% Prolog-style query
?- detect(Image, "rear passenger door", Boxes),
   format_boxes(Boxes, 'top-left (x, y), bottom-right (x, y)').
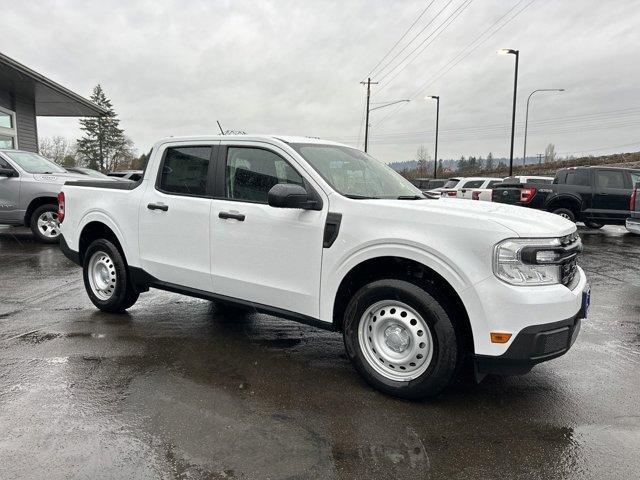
top-left (592, 169), bottom-right (632, 220)
top-left (210, 142), bottom-right (327, 318)
top-left (138, 143), bottom-right (217, 291)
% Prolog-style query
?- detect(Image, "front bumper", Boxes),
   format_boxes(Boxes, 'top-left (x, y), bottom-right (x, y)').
top-left (626, 217), bottom-right (640, 235)
top-left (475, 311), bottom-right (583, 375)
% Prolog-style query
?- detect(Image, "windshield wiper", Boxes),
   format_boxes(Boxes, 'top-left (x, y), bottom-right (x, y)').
top-left (396, 195), bottom-right (426, 200)
top-left (344, 194), bottom-right (381, 199)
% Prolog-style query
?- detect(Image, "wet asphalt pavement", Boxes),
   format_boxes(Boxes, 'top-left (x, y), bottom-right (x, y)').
top-left (0, 225), bottom-right (639, 480)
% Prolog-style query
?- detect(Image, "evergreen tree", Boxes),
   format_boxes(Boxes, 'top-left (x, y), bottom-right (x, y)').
top-left (457, 155), bottom-right (467, 173)
top-left (77, 85), bottom-right (131, 172)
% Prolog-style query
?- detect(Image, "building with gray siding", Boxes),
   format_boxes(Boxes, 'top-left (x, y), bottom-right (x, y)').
top-left (0, 52), bottom-right (105, 152)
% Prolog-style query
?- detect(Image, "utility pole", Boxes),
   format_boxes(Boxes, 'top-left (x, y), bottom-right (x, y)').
top-left (360, 77), bottom-right (378, 153)
top-left (538, 153), bottom-right (542, 164)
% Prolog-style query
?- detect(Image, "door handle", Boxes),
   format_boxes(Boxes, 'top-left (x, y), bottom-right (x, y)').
top-left (219, 211), bottom-right (245, 221)
top-left (147, 203), bottom-right (169, 211)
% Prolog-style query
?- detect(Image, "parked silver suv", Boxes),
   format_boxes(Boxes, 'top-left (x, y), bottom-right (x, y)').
top-left (0, 149), bottom-right (88, 243)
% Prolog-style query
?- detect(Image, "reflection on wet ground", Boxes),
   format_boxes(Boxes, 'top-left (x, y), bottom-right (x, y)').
top-left (0, 225), bottom-right (639, 478)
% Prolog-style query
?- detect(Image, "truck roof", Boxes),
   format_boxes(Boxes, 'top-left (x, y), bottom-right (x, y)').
top-left (560, 165), bottom-right (640, 172)
top-left (152, 135), bottom-right (348, 148)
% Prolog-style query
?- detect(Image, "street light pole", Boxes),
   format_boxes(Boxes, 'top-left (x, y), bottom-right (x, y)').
top-left (523, 88), bottom-right (565, 164)
top-left (498, 48), bottom-right (519, 176)
top-left (426, 95), bottom-right (440, 178)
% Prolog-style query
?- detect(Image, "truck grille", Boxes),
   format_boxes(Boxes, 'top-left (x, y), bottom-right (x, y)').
top-left (560, 232), bottom-right (581, 288)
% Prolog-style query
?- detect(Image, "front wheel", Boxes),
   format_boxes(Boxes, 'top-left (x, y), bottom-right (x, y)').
top-left (83, 238), bottom-right (139, 313)
top-left (343, 279), bottom-right (459, 399)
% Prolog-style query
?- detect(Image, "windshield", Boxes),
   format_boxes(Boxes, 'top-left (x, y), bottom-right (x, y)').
top-left (4, 151), bottom-right (66, 174)
top-left (290, 144), bottom-right (423, 199)
top-left (443, 179), bottom-right (459, 188)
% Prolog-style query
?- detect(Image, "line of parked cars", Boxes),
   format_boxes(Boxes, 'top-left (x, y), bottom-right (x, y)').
top-left (411, 166), bottom-right (640, 233)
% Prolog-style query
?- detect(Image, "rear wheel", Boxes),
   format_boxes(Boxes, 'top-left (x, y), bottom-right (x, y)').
top-left (551, 207), bottom-right (576, 223)
top-left (343, 279), bottom-right (459, 399)
top-left (30, 204), bottom-right (61, 243)
top-left (83, 239), bottom-right (139, 313)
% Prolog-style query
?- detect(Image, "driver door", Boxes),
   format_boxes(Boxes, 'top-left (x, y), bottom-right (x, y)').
top-left (210, 143), bottom-right (327, 318)
top-left (0, 155), bottom-right (20, 223)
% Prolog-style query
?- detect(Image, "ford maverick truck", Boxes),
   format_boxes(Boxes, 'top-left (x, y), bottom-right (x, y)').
top-left (58, 136), bottom-right (590, 398)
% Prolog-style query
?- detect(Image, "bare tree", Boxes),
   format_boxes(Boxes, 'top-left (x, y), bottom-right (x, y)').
top-left (415, 145), bottom-right (431, 177)
top-left (544, 143), bottom-right (556, 163)
top-left (39, 136), bottom-right (77, 166)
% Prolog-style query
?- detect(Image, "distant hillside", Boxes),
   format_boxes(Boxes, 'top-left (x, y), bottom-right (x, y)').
top-left (395, 151), bottom-right (640, 179)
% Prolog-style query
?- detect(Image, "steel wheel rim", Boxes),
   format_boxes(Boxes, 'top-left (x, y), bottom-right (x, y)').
top-left (37, 211), bottom-right (60, 238)
top-left (358, 300), bottom-right (434, 382)
top-left (558, 212), bottom-right (571, 220)
top-left (88, 251), bottom-right (117, 300)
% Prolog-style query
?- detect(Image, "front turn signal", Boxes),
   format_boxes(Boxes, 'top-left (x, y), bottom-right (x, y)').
top-left (490, 332), bottom-right (512, 344)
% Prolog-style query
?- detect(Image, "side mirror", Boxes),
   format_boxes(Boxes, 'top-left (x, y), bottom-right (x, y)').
top-left (268, 183), bottom-right (316, 209)
top-left (0, 167), bottom-right (17, 177)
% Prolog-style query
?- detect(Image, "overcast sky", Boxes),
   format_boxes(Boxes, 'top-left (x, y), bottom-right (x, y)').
top-left (3, 0), bottom-right (640, 163)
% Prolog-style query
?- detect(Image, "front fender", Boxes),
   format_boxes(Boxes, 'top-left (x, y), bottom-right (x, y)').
top-left (319, 241), bottom-right (476, 324)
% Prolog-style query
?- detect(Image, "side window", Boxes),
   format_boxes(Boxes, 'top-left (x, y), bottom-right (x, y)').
top-left (225, 147), bottom-right (303, 203)
top-left (630, 172), bottom-right (640, 187)
top-left (158, 146), bottom-right (212, 196)
top-left (0, 156), bottom-right (11, 169)
top-left (565, 170), bottom-right (589, 186)
top-left (487, 180), bottom-right (502, 187)
top-left (462, 180), bottom-right (483, 188)
top-left (596, 170), bottom-right (626, 189)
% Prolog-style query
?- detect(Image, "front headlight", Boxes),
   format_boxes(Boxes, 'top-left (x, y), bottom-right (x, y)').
top-left (493, 238), bottom-right (562, 286)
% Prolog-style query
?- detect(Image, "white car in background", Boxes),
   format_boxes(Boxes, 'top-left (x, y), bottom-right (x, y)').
top-left (471, 175), bottom-right (554, 201)
top-left (437, 177), bottom-right (503, 199)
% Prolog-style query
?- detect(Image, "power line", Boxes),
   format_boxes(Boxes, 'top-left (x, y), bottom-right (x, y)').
top-left (371, 0), bottom-right (535, 130)
top-left (372, 0), bottom-right (456, 81)
top-left (363, 0), bottom-right (438, 81)
top-left (408, 0), bottom-right (535, 99)
top-left (377, 0), bottom-right (475, 88)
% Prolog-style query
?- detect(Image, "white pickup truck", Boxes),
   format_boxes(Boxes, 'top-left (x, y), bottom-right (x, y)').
top-left (59, 135), bottom-right (590, 399)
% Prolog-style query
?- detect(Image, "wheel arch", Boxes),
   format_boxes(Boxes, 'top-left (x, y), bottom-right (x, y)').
top-left (23, 196), bottom-right (58, 226)
top-left (544, 194), bottom-right (582, 217)
top-left (330, 255), bottom-right (474, 355)
top-left (77, 217), bottom-right (129, 266)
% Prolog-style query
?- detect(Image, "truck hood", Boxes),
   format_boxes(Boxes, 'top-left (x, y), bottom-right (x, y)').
top-left (365, 197), bottom-right (576, 238)
top-left (32, 172), bottom-right (99, 184)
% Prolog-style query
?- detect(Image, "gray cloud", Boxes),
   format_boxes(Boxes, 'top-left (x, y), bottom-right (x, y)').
top-left (3, 0), bottom-right (640, 163)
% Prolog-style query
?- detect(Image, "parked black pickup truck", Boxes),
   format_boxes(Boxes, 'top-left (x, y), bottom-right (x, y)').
top-left (492, 166), bottom-right (640, 228)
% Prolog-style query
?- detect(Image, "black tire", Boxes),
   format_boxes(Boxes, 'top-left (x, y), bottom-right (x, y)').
top-left (30, 204), bottom-right (61, 243)
top-left (551, 207), bottom-right (576, 223)
top-left (82, 238), bottom-right (139, 313)
top-left (585, 221), bottom-right (604, 229)
top-left (343, 279), bottom-right (459, 399)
